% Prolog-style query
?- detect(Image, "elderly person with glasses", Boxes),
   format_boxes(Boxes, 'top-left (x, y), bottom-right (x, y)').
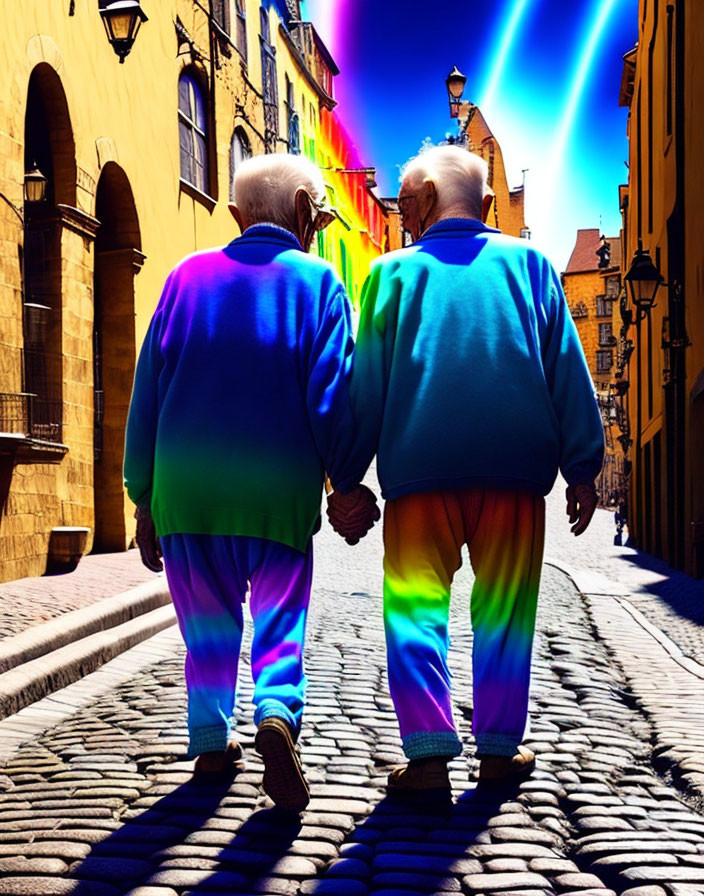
top-left (124, 152), bottom-right (378, 811)
top-left (330, 144), bottom-right (603, 793)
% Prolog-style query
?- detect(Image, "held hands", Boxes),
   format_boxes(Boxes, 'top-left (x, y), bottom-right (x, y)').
top-left (327, 484), bottom-right (381, 545)
top-left (565, 482), bottom-right (598, 536)
top-left (135, 506), bottom-right (163, 572)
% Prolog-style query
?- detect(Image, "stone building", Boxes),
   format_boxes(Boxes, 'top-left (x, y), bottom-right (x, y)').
top-left (619, 0), bottom-right (704, 575)
top-left (562, 229), bottom-right (626, 510)
top-left (0, 1), bottom-right (386, 581)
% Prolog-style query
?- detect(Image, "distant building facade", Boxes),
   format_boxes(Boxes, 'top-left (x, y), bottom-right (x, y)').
top-left (562, 229), bottom-right (626, 510)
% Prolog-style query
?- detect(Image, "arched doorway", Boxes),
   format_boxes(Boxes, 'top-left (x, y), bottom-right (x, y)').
top-left (23, 63), bottom-right (77, 442)
top-left (690, 369), bottom-right (704, 578)
top-left (93, 162), bottom-right (143, 552)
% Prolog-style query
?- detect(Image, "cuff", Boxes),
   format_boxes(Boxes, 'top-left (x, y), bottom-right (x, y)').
top-left (475, 733), bottom-right (522, 757)
top-left (562, 461), bottom-right (599, 487)
top-left (187, 724), bottom-right (231, 757)
top-left (402, 731), bottom-right (463, 760)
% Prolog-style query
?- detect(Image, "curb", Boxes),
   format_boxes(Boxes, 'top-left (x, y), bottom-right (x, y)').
top-left (0, 577), bottom-right (172, 673)
top-left (0, 603), bottom-right (176, 720)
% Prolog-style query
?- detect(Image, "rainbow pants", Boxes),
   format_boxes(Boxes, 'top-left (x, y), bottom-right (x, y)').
top-left (383, 488), bottom-right (545, 760)
top-left (160, 534), bottom-right (312, 758)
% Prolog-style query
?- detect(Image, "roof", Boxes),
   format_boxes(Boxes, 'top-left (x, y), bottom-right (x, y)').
top-left (564, 229), bottom-right (602, 274)
top-left (564, 229), bottom-right (622, 275)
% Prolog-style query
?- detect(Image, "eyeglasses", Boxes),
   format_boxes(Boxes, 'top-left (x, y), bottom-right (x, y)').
top-left (305, 191), bottom-right (336, 232)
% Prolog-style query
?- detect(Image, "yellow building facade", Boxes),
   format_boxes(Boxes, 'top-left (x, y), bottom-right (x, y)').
top-left (0, 1), bottom-right (385, 581)
top-left (619, 0), bottom-right (704, 575)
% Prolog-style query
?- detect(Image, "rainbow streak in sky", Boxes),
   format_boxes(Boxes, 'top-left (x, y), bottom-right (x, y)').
top-left (533, 0), bottom-right (620, 246)
top-left (479, 0), bottom-right (533, 113)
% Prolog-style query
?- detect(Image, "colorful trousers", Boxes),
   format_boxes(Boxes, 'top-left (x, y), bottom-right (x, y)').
top-left (383, 488), bottom-right (545, 760)
top-left (160, 534), bottom-right (313, 758)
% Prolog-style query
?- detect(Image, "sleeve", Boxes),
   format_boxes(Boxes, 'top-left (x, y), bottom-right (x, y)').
top-left (123, 305), bottom-right (166, 511)
top-left (333, 262), bottom-right (395, 491)
top-left (305, 282), bottom-right (357, 491)
top-left (541, 265), bottom-right (605, 485)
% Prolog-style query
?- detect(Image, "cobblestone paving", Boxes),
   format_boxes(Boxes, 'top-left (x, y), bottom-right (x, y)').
top-left (1, 525), bottom-right (704, 896)
top-left (0, 550), bottom-right (161, 641)
top-left (545, 478), bottom-right (704, 668)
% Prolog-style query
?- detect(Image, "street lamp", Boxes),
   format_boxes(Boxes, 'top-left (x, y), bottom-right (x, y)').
top-left (98, 0), bottom-right (148, 63)
top-left (24, 165), bottom-right (47, 204)
top-left (446, 66), bottom-right (467, 119)
top-left (624, 239), bottom-right (664, 320)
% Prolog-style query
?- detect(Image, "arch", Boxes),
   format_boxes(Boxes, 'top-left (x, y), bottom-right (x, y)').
top-left (25, 63), bottom-right (76, 207)
top-left (93, 163), bottom-right (143, 551)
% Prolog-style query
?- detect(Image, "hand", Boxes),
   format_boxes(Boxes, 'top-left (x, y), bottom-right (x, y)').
top-left (135, 506), bottom-right (163, 572)
top-left (565, 483), bottom-right (598, 536)
top-left (327, 484), bottom-right (381, 545)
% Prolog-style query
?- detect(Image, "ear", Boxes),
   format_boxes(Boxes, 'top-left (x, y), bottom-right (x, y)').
top-left (295, 188), bottom-right (314, 250)
top-left (418, 177), bottom-right (438, 217)
top-left (481, 192), bottom-right (494, 224)
top-left (228, 204), bottom-right (246, 232)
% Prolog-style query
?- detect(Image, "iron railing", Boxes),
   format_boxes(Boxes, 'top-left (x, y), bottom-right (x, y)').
top-left (0, 391), bottom-right (62, 443)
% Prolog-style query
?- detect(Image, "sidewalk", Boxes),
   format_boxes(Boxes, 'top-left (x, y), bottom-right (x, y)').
top-left (545, 476), bottom-right (704, 666)
top-left (0, 549), bottom-right (161, 641)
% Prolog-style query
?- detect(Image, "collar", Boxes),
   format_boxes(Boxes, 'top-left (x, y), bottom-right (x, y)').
top-left (232, 222), bottom-right (302, 250)
top-left (419, 217), bottom-right (500, 239)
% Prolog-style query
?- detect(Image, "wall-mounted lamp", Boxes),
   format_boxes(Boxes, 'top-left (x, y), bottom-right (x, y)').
top-left (24, 165), bottom-right (48, 204)
top-left (99, 0), bottom-right (148, 63)
top-left (624, 239), bottom-right (664, 320)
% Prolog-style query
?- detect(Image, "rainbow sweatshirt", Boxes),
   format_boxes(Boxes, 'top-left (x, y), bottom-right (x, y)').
top-left (341, 217), bottom-right (604, 499)
top-left (123, 224), bottom-right (354, 552)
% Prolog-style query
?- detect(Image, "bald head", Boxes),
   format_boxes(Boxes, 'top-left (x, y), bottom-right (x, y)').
top-left (401, 145), bottom-right (490, 223)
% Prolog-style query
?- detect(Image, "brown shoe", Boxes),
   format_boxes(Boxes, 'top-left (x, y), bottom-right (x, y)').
top-left (478, 745), bottom-right (535, 786)
top-left (387, 757), bottom-right (451, 799)
top-left (193, 740), bottom-right (243, 781)
top-left (255, 717), bottom-right (309, 812)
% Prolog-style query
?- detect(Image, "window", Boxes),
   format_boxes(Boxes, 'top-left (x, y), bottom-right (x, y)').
top-left (571, 301), bottom-right (588, 319)
top-left (229, 127), bottom-right (252, 202)
top-left (235, 0), bottom-right (247, 62)
top-left (596, 350), bottom-right (613, 372)
top-left (179, 72), bottom-right (208, 194)
top-left (596, 295), bottom-right (612, 317)
top-left (211, 0), bottom-right (230, 33)
top-left (260, 6), bottom-right (279, 153)
top-left (605, 275), bottom-right (620, 298)
top-left (599, 323), bottom-right (614, 346)
top-left (285, 76), bottom-right (300, 154)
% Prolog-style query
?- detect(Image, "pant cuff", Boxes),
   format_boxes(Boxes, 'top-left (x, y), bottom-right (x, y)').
top-left (254, 700), bottom-right (297, 734)
top-left (475, 733), bottom-right (521, 757)
top-left (403, 731), bottom-right (462, 760)
top-left (187, 724), bottom-right (230, 758)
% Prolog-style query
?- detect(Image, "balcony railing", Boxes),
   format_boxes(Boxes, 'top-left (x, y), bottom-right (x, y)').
top-left (0, 391), bottom-right (62, 443)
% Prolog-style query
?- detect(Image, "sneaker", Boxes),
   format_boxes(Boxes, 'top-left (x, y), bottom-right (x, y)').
top-left (478, 744), bottom-right (535, 786)
top-left (255, 717), bottom-right (310, 812)
top-left (192, 740), bottom-right (243, 782)
top-left (386, 757), bottom-right (451, 799)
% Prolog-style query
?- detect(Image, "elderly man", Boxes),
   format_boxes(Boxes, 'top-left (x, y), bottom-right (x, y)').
top-left (124, 153), bottom-right (378, 811)
top-left (330, 145), bottom-right (603, 792)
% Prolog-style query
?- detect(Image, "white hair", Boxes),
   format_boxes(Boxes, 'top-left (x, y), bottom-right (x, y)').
top-left (232, 152), bottom-right (327, 230)
top-left (402, 145), bottom-right (489, 220)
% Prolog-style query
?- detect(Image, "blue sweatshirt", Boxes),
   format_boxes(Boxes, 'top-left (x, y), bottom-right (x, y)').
top-left (342, 217), bottom-right (604, 500)
top-left (123, 224), bottom-right (354, 552)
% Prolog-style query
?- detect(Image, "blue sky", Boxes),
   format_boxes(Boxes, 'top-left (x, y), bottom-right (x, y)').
top-left (301, 0), bottom-right (639, 272)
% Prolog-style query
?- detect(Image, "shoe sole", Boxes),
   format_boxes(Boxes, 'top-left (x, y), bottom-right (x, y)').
top-left (255, 722), bottom-right (310, 812)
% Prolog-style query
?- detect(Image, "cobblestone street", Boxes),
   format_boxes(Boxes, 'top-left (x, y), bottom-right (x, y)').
top-left (1, 488), bottom-right (704, 895)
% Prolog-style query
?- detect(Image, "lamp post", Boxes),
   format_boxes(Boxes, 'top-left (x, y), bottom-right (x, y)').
top-left (624, 239), bottom-right (664, 321)
top-left (98, 0), bottom-right (148, 63)
top-left (445, 66), bottom-right (475, 147)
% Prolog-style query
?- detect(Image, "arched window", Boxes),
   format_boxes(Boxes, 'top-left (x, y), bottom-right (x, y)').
top-left (260, 5), bottom-right (279, 153)
top-left (178, 71), bottom-right (208, 194)
top-left (235, 0), bottom-right (247, 61)
top-left (229, 127), bottom-right (252, 202)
